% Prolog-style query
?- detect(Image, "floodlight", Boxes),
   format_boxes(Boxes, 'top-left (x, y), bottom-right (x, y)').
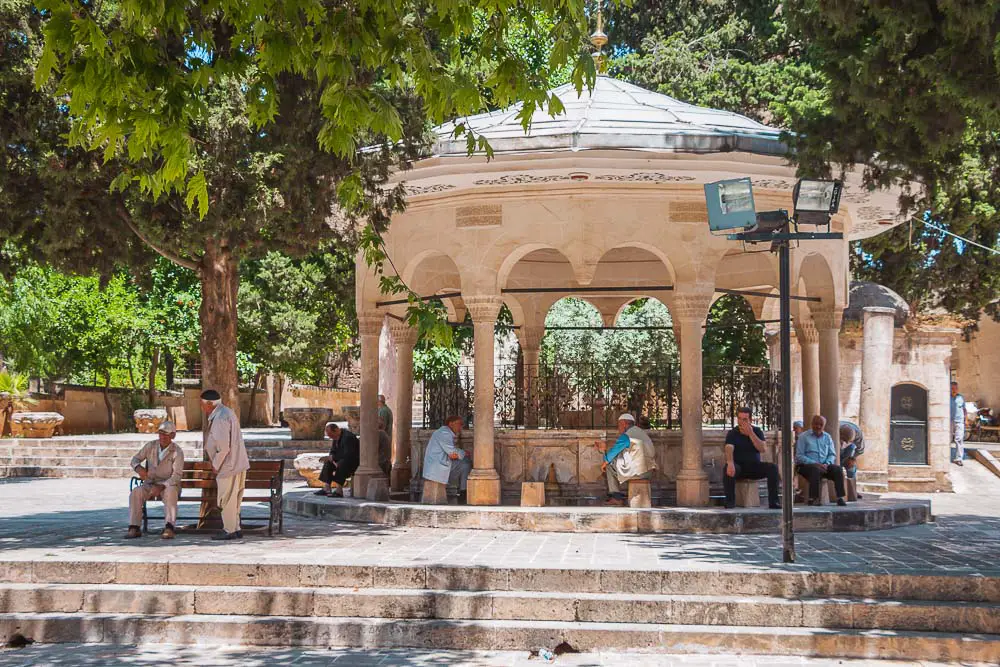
top-left (792, 179), bottom-right (842, 225)
top-left (705, 177), bottom-right (757, 233)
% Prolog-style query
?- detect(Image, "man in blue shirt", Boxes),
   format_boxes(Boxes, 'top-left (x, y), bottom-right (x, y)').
top-left (795, 415), bottom-right (847, 506)
top-left (951, 381), bottom-right (966, 466)
top-left (422, 415), bottom-right (472, 501)
top-left (593, 413), bottom-right (656, 507)
top-left (723, 406), bottom-right (780, 509)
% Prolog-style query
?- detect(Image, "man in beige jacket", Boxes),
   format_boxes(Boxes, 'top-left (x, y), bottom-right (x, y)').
top-left (200, 389), bottom-right (250, 541)
top-left (126, 420), bottom-right (184, 539)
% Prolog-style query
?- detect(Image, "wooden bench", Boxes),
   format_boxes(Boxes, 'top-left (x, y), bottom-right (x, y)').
top-left (130, 460), bottom-right (284, 536)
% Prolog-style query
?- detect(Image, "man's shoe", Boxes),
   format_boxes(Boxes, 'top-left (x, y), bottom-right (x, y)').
top-left (769, 503), bottom-right (782, 510)
top-left (953, 459), bottom-right (964, 466)
top-left (330, 488), bottom-right (344, 498)
top-left (807, 499), bottom-right (821, 506)
top-left (212, 531), bottom-right (242, 541)
top-left (161, 524), bottom-right (176, 540)
top-left (836, 498), bottom-right (847, 507)
top-left (124, 526), bottom-right (142, 539)
top-left (313, 489), bottom-right (331, 497)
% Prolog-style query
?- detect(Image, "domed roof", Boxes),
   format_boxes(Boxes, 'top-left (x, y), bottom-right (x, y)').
top-left (843, 281), bottom-right (911, 327)
top-left (431, 76), bottom-right (787, 157)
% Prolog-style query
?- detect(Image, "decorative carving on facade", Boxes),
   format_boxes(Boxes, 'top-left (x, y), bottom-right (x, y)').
top-left (463, 295), bottom-right (504, 324)
top-left (358, 313), bottom-right (385, 337)
top-left (856, 206), bottom-right (895, 220)
top-left (389, 321), bottom-right (420, 348)
top-left (473, 174), bottom-right (571, 186)
top-left (751, 178), bottom-right (795, 190)
top-left (671, 292), bottom-right (714, 322)
top-left (668, 200), bottom-right (709, 223)
top-left (595, 173), bottom-right (696, 183)
top-left (810, 308), bottom-right (845, 330)
top-left (403, 183), bottom-right (456, 196)
top-left (795, 320), bottom-right (820, 344)
top-left (456, 204), bottom-right (502, 228)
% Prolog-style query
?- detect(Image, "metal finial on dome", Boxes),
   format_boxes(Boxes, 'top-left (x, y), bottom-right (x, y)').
top-left (590, 3), bottom-right (608, 73)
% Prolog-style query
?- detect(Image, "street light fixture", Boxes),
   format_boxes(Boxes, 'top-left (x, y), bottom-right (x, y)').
top-left (704, 176), bottom-right (844, 564)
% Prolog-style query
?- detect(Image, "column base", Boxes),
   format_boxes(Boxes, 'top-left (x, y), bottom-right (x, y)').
top-left (352, 467), bottom-right (388, 500)
top-left (466, 470), bottom-right (501, 506)
top-left (390, 465), bottom-right (412, 492)
top-left (675, 471), bottom-right (710, 507)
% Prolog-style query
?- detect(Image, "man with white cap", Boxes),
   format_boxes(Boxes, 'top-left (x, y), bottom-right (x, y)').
top-left (201, 388), bottom-right (250, 540)
top-left (126, 420), bottom-right (184, 539)
top-left (594, 413), bottom-right (657, 507)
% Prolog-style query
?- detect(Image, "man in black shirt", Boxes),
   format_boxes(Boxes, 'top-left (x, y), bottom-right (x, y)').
top-left (723, 406), bottom-right (780, 509)
top-left (315, 422), bottom-right (360, 498)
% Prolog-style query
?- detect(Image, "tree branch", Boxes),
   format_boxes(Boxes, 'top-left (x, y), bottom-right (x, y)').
top-left (116, 203), bottom-right (201, 272)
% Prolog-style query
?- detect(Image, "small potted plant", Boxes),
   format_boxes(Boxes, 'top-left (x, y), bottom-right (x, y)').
top-left (0, 370), bottom-right (33, 438)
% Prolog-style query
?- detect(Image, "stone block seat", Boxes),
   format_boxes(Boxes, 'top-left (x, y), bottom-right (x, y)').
top-left (421, 479), bottom-right (448, 505)
top-left (520, 482), bottom-right (545, 507)
top-left (10, 412), bottom-right (64, 438)
top-left (734, 479), bottom-right (762, 508)
top-left (627, 480), bottom-right (652, 508)
top-left (796, 474), bottom-right (832, 505)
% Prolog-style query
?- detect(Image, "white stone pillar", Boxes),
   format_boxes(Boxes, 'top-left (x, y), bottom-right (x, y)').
top-left (814, 308), bottom-right (844, 458)
top-left (520, 325), bottom-right (544, 428)
top-left (796, 320), bottom-right (821, 424)
top-left (858, 307), bottom-right (895, 479)
top-left (466, 296), bottom-right (502, 505)
top-left (673, 290), bottom-right (713, 507)
top-left (389, 321), bottom-right (418, 491)
top-left (353, 312), bottom-right (387, 498)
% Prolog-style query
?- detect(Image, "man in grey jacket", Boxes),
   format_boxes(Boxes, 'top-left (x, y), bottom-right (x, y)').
top-left (126, 420), bottom-right (184, 539)
top-left (201, 389), bottom-right (250, 541)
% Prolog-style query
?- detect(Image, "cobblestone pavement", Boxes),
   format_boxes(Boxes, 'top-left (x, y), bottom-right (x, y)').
top-left (0, 644), bottom-right (974, 667)
top-left (1, 465), bottom-right (999, 576)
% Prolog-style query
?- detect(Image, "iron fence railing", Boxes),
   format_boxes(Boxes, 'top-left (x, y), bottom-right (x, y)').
top-left (422, 362), bottom-right (780, 431)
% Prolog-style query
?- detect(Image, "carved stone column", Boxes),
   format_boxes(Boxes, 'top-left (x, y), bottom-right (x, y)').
top-left (813, 308), bottom-right (845, 456)
top-left (519, 325), bottom-right (544, 428)
top-left (858, 307), bottom-right (895, 481)
top-left (389, 321), bottom-right (418, 491)
top-left (795, 320), bottom-right (821, 424)
top-left (673, 289), bottom-right (713, 507)
top-left (465, 296), bottom-right (503, 505)
top-left (353, 312), bottom-right (387, 498)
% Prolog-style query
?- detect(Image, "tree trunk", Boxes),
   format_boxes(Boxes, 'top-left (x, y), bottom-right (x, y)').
top-left (198, 240), bottom-right (241, 420)
top-left (148, 346), bottom-right (160, 407)
top-left (126, 348), bottom-right (136, 389)
top-left (165, 352), bottom-right (174, 390)
top-left (272, 372), bottom-right (286, 425)
top-left (102, 374), bottom-right (115, 433)
top-left (247, 368), bottom-right (263, 427)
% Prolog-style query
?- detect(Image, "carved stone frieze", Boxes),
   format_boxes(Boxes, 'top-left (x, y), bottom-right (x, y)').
top-left (456, 204), bottom-right (502, 228)
top-left (404, 183), bottom-right (457, 196)
top-left (473, 174), bottom-right (571, 186)
top-left (595, 172), bottom-right (696, 183)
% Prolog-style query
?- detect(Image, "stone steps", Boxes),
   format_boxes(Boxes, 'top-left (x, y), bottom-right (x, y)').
top-left (1, 583), bottom-right (997, 634)
top-left (0, 612), bottom-right (996, 662)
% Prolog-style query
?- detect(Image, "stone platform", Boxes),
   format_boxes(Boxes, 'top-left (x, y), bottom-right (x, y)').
top-left (283, 493), bottom-right (931, 534)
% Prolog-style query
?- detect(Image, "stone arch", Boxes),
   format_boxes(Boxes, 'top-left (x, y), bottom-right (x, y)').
top-left (797, 252), bottom-right (838, 308)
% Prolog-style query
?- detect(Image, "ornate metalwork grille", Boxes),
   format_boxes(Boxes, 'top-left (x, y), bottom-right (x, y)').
top-left (423, 362), bottom-right (780, 430)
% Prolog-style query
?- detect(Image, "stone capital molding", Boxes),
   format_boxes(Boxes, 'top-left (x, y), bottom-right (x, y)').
top-left (862, 306), bottom-right (898, 317)
top-left (519, 325), bottom-right (546, 351)
top-left (388, 320), bottom-right (420, 348)
top-left (358, 312), bottom-right (385, 337)
top-left (794, 320), bottom-right (820, 344)
top-left (464, 295), bottom-right (503, 324)
top-left (671, 291), bottom-right (714, 323)
top-left (810, 307), bottom-right (844, 330)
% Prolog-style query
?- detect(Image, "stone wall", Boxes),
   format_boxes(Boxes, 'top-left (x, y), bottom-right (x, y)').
top-left (409, 427), bottom-right (779, 502)
top-left (280, 385), bottom-right (360, 417)
top-left (838, 325), bottom-right (955, 492)
top-left (954, 316), bottom-right (1000, 413)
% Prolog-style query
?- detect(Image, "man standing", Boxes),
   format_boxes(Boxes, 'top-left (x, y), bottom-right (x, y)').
top-left (951, 381), bottom-right (966, 466)
top-left (722, 407), bottom-right (781, 510)
top-left (593, 413), bottom-right (657, 507)
top-left (201, 389), bottom-right (250, 540)
top-left (315, 422), bottom-right (360, 498)
top-left (125, 420), bottom-right (184, 539)
top-left (377, 394), bottom-right (393, 443)
top-left (422, 415), bottom-right (472, 500)
top-left (796, 415), bottom-right (847, 506)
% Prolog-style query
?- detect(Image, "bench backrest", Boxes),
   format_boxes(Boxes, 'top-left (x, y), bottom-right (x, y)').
top-left (178, 460), bottom-right (284, 490)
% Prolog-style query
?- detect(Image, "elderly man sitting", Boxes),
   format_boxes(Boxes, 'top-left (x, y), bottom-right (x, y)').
top-left (594, 413), bottom-right (656, 507)
top-left (422, 415), bottom-right (472, 500)
top-left (125, 420), bottom-right (184, 539)
top-left (795, 415), bottom-right (847, 506)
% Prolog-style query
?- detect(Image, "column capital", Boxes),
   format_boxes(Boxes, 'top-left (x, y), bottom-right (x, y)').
top-left (862, 306), bottom-right (897, 319)
top-left (810, 306), bottom-right (844, 330)
top-left (388, 320), bottom-right (419, 348)
top-left (794, 319), bottom-right (819, 344)
top-left (464, 295), bottom-right (503, 324)
top-left (519, 325), bottom-right (545, 351)
top-left (671, 289), bottom-right (714, 324)
top-left (358, 312), bottom-right (384, 337)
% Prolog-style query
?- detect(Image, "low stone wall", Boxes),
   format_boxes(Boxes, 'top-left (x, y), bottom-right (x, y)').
top-left (281, 385), bottom-right (359, 417)
top-left (409, 428), bottom-right (779, 502)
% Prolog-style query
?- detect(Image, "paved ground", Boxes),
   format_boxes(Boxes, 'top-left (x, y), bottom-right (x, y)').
top-left (0, 644), bottom-right (972, 667)
top-left (0, 427), bottom-right (303, 444)
top-left (1, 458), bottom-right (999, 575)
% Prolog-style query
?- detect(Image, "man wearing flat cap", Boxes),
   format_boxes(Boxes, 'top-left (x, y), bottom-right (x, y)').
top-left (200, 389), bottom-right (250, 540)
top-left (126, 420), bottom-right (184, 539)
top-left (594, 413), bottom-right (657, 507)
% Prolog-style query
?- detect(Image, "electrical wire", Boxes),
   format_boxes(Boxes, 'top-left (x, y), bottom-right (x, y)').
top-left (911, 216), bottom-right (1000, 256)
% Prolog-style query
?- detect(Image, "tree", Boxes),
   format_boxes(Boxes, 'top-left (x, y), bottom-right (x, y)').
top-left (784, 1), bottom-right (1000, 322)
top-left (702, 295), bottom-right (768, 368)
